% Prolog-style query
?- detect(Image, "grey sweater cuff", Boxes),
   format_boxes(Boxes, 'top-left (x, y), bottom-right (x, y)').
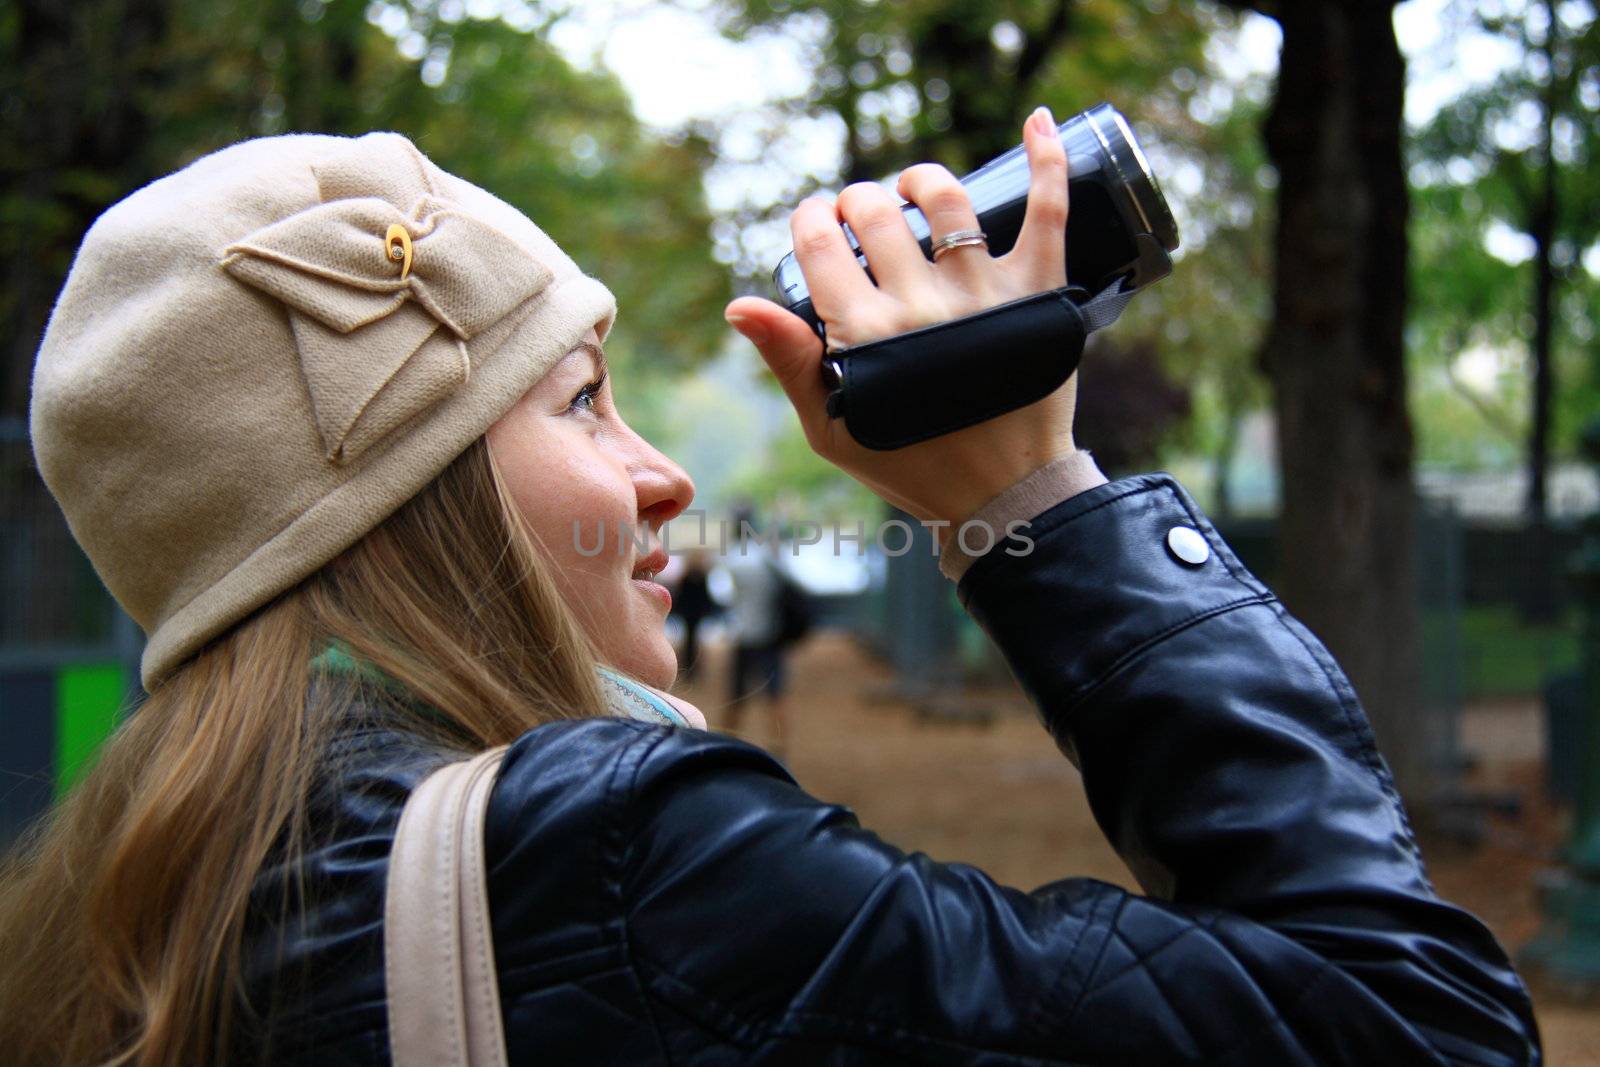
top-left (937, 451), bottom-right (1108, 583)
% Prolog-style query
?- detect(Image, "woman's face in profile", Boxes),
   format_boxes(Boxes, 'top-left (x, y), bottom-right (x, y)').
top-left (487, 328), bottom-right (694, 690)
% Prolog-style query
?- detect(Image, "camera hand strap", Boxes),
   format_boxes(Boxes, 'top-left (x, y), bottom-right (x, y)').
top-left (1075, 276), bottom-right (1137, 332)
top-left (822, 282), bottom-right (1104, 451)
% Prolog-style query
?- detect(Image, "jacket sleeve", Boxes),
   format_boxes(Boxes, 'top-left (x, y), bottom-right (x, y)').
top-left (618, 475), bottom-right (1540, 1065)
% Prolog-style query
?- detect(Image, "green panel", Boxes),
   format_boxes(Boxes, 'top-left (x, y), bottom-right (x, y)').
top-left (54, 664), bottom-right (127, 797)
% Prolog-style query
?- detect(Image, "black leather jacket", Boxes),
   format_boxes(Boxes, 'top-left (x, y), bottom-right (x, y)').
top-left (240, 475), bottom-right (1540, 1065)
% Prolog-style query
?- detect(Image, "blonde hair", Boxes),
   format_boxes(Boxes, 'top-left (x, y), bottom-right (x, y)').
top-left (0, 437), bottom-right (610, 1066)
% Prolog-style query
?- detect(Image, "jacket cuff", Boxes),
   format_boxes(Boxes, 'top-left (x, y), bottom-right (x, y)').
top-left (937, 451), bottom-right (1108, 583)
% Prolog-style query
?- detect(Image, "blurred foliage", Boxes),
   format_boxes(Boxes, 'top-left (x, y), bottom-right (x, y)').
top-left (0, 0), bottom-right (730, 426)
top-left (1408, 0), bottom-right (1600, 469)
top-left (5, 0), bottom-right (1598, 498)
top-left (1118, 82), bottom-right (1273, 513)
top-left (719, 0), bottom-right (1212, 173)
top-left (709, 0), bottom-right (1215, 267)
top-left (1457, 603), bottom-right (1581, 699)
top-left (723, 418), bottom-right (881, 520)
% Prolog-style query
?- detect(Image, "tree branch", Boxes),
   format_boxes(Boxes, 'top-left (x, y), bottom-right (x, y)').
top-left (1014, 0), bottom-right (1074, 90)
top-left (1443, 344), bottom-right (1522, 443)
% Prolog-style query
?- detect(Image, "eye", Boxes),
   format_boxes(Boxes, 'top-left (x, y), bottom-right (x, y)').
top-left (568, 372), bottom-right (606, 414)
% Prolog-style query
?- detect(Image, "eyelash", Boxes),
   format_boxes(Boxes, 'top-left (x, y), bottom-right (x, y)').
top-left (569, 372), bottom-right (606, 413)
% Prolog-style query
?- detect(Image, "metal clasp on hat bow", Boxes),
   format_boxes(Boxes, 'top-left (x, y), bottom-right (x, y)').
top-left (385, 223), bottom-right (414, 279)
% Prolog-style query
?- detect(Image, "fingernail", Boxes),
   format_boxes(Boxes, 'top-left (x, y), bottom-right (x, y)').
top-left (726, 314), bottom-right (769, 346)
top-left (1032, 106), bottom-right (1055, 136)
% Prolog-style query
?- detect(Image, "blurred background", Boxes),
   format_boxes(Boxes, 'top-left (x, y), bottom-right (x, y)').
top-left (2, 0), bottom-right (1599, 1056)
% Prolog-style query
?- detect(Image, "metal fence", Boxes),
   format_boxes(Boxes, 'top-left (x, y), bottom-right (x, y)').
top-left (1, 418), bottom-right (142, 847)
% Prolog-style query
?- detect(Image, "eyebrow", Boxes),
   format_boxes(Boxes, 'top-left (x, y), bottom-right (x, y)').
top-left (572, 340), bottom-right (609, 378)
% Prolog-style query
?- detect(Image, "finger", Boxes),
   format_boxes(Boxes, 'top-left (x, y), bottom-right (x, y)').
top-left (835, 181), bottom-right (931, 297)
top-left (1007, 106), bottom-right (1069, 287)
top-left (789, 196), bottom-right (881, 326)
top-left (724, 295), bottom-right (831, 437)
top-left (896, 163), bottom-right (988, 276)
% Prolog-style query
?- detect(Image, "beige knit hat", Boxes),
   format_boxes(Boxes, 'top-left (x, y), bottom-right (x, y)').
top-left (30, 132), bottom-right (617, 690)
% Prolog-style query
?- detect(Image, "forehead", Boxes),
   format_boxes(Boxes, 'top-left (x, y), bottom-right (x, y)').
top-left (536, 336), bottom-right (607, 386)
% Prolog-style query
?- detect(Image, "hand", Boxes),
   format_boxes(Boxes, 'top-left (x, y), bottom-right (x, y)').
top-left (725, 106), bottom-right (1077, 529)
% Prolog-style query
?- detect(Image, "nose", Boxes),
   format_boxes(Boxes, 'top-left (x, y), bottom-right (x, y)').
top-left (626, 429), bottom-right (694, 528)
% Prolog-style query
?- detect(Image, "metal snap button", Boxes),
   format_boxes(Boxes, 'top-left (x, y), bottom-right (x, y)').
top-left (1166, 525), bottom-right (1209, 566)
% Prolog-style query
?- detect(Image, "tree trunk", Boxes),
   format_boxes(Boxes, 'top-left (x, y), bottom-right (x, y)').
top-left (1523, 0), bottom-right (1561, 621)
top-left (1259, 3), bottom-right (1432, 808)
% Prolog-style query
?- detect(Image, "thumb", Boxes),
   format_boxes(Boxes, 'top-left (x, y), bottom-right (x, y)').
top-left (725, 296), bottom-right (831, 425)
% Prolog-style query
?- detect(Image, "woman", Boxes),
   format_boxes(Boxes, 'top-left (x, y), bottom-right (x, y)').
top-left (0, 112), bottom-right (1538, 1065)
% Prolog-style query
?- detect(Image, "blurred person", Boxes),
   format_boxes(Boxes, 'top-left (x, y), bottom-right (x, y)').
top-left (0, 113), bottom-right (1540, 1067)
top-left (669, 546), bottom-right (716, 681)
top-left (720, 504), bottom-right (792, 757)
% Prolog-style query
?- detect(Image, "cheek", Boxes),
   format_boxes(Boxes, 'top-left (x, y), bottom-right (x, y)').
top-left (488, 419), bottom-right (666, 678)
top-left (506, 440), bottom-right (635, 581)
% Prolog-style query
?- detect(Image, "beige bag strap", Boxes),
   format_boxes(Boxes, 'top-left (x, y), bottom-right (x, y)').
top-left (385, 745), bottom-right (512, 1067)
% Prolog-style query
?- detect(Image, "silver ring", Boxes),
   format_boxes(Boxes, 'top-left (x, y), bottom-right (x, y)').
top-left (931, 228), bottom-right (988, 261)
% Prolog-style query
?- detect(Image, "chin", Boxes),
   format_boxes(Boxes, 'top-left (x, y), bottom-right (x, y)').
top-left (616, 640), bottom-right (678, 691)
top-left (641, 650), bottom-right (679, 690)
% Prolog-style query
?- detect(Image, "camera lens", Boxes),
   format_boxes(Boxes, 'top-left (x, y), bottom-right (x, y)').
top-left (1089, 105), bottom-right (1179, 256)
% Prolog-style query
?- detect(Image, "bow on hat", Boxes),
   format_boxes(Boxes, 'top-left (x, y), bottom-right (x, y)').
top-left (221, 135), bottom-right (553, 464)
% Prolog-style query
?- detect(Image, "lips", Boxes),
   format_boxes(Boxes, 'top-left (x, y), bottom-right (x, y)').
top-left (631, 546), bottom-right (669, 582)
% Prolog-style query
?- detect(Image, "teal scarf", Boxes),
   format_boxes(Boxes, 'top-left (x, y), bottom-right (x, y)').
top-left (310, 641), bottom-right (690, 728)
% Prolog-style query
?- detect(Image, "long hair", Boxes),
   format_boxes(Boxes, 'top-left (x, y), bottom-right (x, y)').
top-left (0, 436), bottom-right (610, 1066)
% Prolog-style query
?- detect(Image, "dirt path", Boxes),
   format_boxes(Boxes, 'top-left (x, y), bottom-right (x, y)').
top-left (674, 631), bottom-right (1598, 1064)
